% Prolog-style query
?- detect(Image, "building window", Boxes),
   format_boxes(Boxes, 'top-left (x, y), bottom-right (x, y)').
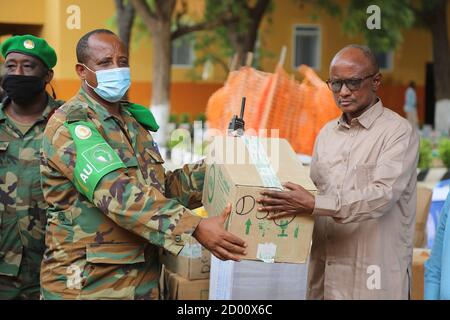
top-left (172, 37), bottom-right (194, 67)
top-left (293, 25), bottom-right (321, 70)
top-left (374, 50), bottom-right (393, 71)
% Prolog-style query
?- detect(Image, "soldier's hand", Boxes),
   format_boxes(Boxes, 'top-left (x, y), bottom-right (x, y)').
top-left (193, 204), bottom-right (247, 262)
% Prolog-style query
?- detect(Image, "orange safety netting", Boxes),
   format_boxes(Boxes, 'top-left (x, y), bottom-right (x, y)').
top-left (205, 65), bottom-right (341, 155)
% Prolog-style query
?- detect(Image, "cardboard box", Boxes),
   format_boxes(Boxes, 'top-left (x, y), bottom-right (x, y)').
top-left (203, 136), bottom-right (316, 264)
top-left (209, 255), bottom-right (308, 300)
top-left (161, 237), bottom-right (211, 280)
top-left (414, 186), bottom-right (432, 248)
top-left (411, 248), bottom-right (430, 300)
top-left (163, 268), bottom-right (209, 300)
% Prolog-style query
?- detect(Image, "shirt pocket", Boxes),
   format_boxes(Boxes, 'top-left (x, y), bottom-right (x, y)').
top-left (0, 207), bottom-right (23, 277)
top-left (310, 161), bottom-right (329, 192)
top-left (0, 142), bottom-right (20, 262)
top-left (0, 142), bottom-right (16, 213)
top-left (80, 242), bottom-right (146, 299)
top-left (18, 199), bottom-right (48, 252)
top-left (355, 163), bottom-right (376, 189)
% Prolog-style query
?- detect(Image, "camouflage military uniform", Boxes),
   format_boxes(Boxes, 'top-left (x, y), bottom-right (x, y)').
top-left (0, 96), bottom-right (63, 299)
top-left (40, 88), bottom-right (205, 300)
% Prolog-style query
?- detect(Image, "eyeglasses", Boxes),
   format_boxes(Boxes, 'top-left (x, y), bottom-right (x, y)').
top-left (326, 73), bottom-right (377, 93)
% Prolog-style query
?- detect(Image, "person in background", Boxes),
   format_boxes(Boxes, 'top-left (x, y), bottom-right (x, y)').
top-left (0, 35), bottom-right (63, 299)
top-left (424, 190), bottom-right (450, 300)
top-left (404, 81), bottom-right (418, 129)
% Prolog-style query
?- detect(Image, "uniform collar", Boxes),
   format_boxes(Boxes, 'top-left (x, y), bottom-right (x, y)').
top-left (336, 98), bottom-right (384, 129)
top-left (0, 94), bottom-right (60, 122)
top-left (77, 87), bottom-right (131, 121)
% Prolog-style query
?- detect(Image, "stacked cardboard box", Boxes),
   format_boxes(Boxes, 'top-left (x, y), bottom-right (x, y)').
top-left (161, 237), bottom-right (211, 300)
top-left (411, 248), bottom-right (430, 300)
top-left (161, 237), bottom-right (211, 280)
top-left (163, 268), bottom-right (210, 300)
top-left (414, 186), bottom-right (432, 248)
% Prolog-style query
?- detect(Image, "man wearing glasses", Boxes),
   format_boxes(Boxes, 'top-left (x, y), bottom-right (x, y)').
top-left (258, 45), bottom-right (419, 299)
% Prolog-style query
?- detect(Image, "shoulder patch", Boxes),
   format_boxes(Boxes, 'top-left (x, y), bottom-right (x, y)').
top-left (64, 120), bottom-right (126, 201)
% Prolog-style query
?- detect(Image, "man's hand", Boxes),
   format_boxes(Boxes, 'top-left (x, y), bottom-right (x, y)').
top-left (193, 204), bottom-right (247, 261)
top-left (257, 182), bottom-right (315, 219)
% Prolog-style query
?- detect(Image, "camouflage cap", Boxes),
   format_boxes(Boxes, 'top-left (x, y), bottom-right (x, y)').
top-left (1, 34), bottom-right (57, 69)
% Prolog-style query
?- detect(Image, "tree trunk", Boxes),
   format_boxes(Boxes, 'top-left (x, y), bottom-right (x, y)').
top-left (151, 21), bottom-right (172, 107)
top-left (114, 0), bottom-right (135, 55)
top-left (229, 0), bottom-right (271, 67)
top-left (243, 0), bottom-right (271, 65)
top-left (429, 0), bottom-right (450, 101)
top-left (149, 0), bottom-right (176, 151)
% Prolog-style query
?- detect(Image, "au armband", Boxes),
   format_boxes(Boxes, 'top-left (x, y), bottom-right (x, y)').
top-left (64, 121), bottom-right (126, 201)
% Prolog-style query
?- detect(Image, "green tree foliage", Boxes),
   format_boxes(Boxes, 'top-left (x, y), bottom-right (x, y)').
top-left (301, 0), bottom-right (414, 52)
top-left (303, 0), bottom-right (449, 100)
top-left (190, 0), bottom-right (273, 79)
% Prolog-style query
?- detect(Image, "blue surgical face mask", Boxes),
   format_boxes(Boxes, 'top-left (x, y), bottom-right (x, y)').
top-left (83, 64), bottom-right (131, 102)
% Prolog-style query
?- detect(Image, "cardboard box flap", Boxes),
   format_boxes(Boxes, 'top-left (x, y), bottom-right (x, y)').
top-left (207, 136), bottom-right (316, 191)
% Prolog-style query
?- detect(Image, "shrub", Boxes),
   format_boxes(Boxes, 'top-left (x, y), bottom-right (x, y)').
top-left (179, 113), bottom-right (190, 124)
top-left (438, 138), bottom-right (450, 168)
top-left (418, 138), bottom-right (433, 169)
top-left (169, 114), bottom-right (178, 124)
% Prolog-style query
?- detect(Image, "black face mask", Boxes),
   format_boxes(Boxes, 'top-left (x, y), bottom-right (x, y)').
top-left (1, 74), bottom-right (46, 105)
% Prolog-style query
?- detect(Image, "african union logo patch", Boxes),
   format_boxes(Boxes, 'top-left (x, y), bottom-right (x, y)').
top-left (93, 148), bottom-right (113, 163)
top-left (23, 39), bottom-right (35, 49)
top-left (81, 143), bottom-right (122, 173)
top-left (74, 125), bottom-right (92, 140)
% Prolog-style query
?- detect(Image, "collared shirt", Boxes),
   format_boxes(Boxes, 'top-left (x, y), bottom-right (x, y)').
top-left (40, 88), bottom-right (204, 299)
top-left (308, 99), bottom-right (419, 300)
top-left (0, 96), bottom-right (63, 281)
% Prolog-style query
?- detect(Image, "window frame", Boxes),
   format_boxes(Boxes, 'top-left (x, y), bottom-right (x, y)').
top-left (374, 50), bottom-right (394, 72)
top-left (292, 24), bottom-right (322, 71)
top-left (171, 37), bottom-right (195, 68)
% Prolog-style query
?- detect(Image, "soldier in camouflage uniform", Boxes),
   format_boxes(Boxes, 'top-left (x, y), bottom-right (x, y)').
top-left (0, 35), bottom-right (63, 299)
top-left (39, 29), bottom-right (246, 300)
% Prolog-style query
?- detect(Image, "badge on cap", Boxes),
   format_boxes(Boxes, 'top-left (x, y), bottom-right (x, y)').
top-left (23, 39), bottom-right (35, 50)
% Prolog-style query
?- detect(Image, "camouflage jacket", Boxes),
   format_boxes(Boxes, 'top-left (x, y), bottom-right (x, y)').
top-left (0, 96), bottom-right (63, 278)
top-left (40, 88), bottom-right (205, 300)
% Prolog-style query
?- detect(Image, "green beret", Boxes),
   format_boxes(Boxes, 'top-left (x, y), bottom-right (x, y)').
top-left (0, 34), bottom-right (57, 69)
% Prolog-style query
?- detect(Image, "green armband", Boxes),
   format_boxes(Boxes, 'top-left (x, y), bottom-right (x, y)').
top-left (64, 121), bottom-right (126, 201)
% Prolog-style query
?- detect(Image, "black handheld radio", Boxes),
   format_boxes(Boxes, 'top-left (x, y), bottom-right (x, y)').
top-left (227, 97), bottom-right (246, 136)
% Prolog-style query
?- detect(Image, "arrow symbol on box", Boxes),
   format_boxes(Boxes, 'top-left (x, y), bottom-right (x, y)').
top-left (245, 219), bottom-right (252, 235)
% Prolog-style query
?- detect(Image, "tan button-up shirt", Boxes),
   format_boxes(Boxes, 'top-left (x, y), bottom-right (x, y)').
top-left (308, 99), bottom-right (419, 300)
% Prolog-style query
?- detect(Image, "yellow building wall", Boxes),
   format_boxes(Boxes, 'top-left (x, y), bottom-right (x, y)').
top-left (0, 0), bottom-right (45, 25)
top-left (0, 0), bottom-right (449, 121)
